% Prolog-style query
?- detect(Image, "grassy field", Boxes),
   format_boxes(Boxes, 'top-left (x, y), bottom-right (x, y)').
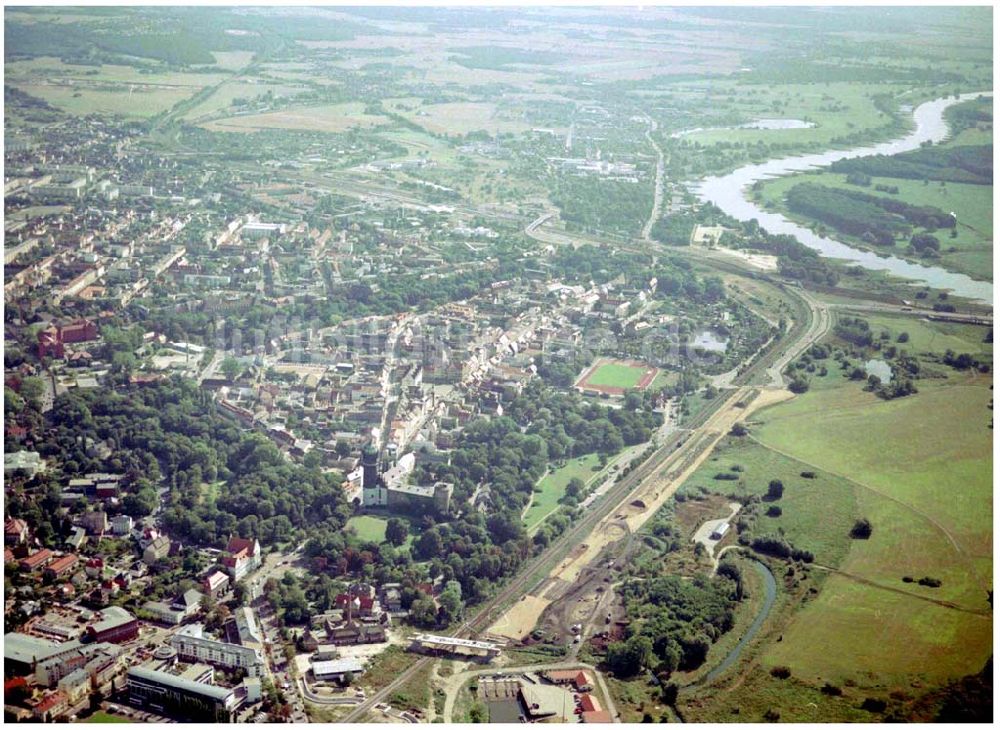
top-left (523, 453), bottom-right (602, 532)
top-left (82, 712), bottom-right (129, 724)
top-left (681, 436), bottom-right (859, 567)
top-left (755, 171), bottom-right (992, 280)
top-left (346, 515), bottom-right (388, 543)
top-left (748, 376), bottom-right (993, 686)
top-left (853, 313), bottom-right (992, 359)
top-left (201, 102), bottom-right (388, 133)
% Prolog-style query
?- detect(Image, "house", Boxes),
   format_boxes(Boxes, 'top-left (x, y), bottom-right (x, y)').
top-left (202, 569), bottom-right (230, 597)
top-left (334, 593), bottom-right (380, 619)
top-left (544, 669), bottom-right (592, 692)
top-left (582, 710), bottom-right (613, 723)
top-left (65, 527), bottom-right (87, 551)
top-left (143, 588), bottom-right (203, 625)
top-left (5, 517), bottom-right (29, 545)
top-left (380, 583), bottom-right (403, 612)
top-left (4, 451), bottom-right (46, 478)
top-left (579, 694), bottom-right (601, 713)
top-left (143, 535), bottom-right (170, 565)
top-left (111, 514), bottom-right (133, 535)
top-left (44, 554), bottom-right (79, 580)
top-left (57, 667), bottom-right (91, 704)
top-left (221, 536), bottom-right (261, 582)
top-left (325, 620), bottom-right (386, 646)
top-left (32, 691), bottom-right (69, 722)
top-left (80, 510), bottom-right (108, 536)
top-left (84, 558), bottom-right (104, 578)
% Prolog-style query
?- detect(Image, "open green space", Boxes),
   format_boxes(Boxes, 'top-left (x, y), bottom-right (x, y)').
top-left (583, 362), bottom-right (650, 389)
top-left (756, 171), bottom-right (992, 280)
top-left (747, 376), bottom-right (993, 686)
top-left (682, 437), bottom-right (859, 567)
top-left (523, 453), bottom-right (601, 532)
top-left (81, 712), bottom-right (129, 724)
top-left (346, 515), bottom-right (387, 543)
top-left (678, 82), bottom-right (900, 148)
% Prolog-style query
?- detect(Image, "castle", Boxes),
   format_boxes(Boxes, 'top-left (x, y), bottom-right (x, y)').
top-left (360, 444), bottom-right (452, 515)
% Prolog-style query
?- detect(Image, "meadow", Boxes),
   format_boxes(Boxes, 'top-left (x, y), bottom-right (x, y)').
top-left (523, 453), bottom-right (602, 533)
top-left (10, 83), bottom-right (196, 118)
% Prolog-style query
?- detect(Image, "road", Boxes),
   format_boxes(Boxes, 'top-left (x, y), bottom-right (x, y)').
top-left (641, 116), bottom-right (666, 242)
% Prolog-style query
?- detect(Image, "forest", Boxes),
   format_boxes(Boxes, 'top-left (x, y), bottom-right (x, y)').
top-left (829, 144), bottom-right (992, 186)
top-left (785, 182), bottom-right (956, 244)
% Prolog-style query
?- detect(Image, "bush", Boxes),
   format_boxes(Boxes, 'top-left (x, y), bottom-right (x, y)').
top-left (766, 505), bottom-right (782, 517)
top-left (767, 480), bottom-right (784, 500)
top-left (861, 697), bottom-right (887, 713)
top-left (918, 576), bottom-right (942, 588)
top-left (770, 666), bottom-right (791, 679)
top-left (800, 471), bottom-right (816, 479)
top-left (821, 683), bottom-right (843, 696)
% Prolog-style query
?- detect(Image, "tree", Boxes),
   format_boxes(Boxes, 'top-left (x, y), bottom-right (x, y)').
top-left (221, 357), bottom-right (243, 381)
top-left (850, 518), bottom-right (873, 539)
top-left (410, 596), bottom-right (437, 627)
top-left (606, 635), bottom-right (654, 677)
top-left (565, 477), bottom-right (584, 499)
top-left (335, 439), bottom-right (352, 458)
top-left (767, 480), bottom-right (784, 500)
top-left (385, 518), bottom-right (408, 547)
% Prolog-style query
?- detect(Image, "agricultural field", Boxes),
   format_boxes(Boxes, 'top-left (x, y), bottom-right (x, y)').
top-left (755, 171), bottom-right (993, 280)
top-left (181, 81), bottom-right (309, 121)
top-left (10, 82), bottom-right (195, 118)
top-left (392, 101), bottom-right (538, 136)
top-left (523, 453), bottom-right (602, 532)
top-left (200, 102), bottom-right (389, 133)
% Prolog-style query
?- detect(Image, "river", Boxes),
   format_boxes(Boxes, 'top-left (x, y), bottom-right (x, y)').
top-left (694, 92), bottom-right (993, 304)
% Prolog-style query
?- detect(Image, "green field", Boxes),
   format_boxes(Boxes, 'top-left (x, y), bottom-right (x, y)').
top-left (582, 362), bottom-right (650, 389)
top-left (523, 453), bottom-right (602, 532)
top-left (756, 171), bottom-right (993, 280)
top-left (682, 437), bottom-right (859, 567)
top-left (750, 376), bottom-right (993, 686)
top-left (346, 515), bottom-right (388, 543)
top-left (82, 712), bottom-right (129, 724)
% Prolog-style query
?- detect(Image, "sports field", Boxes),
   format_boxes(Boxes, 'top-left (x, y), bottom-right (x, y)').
top-left (575, 358), bottom-right (657, 396)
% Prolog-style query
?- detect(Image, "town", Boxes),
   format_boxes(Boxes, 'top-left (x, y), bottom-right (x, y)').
top-left (4, 5), bottom-right (993, 725)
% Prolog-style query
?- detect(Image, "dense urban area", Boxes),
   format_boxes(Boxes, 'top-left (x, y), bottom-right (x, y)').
top-left (2, 5), bottom-right (993, 725)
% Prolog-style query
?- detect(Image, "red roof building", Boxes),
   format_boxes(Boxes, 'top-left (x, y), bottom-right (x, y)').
top-left (582, 710), bottom-right (612, 723)
top-left (19, 548), bottom-right (53, 572)
top-left (5, 517), bottom-right (29, 545)
top-left (44, 554), bottom-right (79, 579)
top-left (579, 694), bottom-right (601, 713)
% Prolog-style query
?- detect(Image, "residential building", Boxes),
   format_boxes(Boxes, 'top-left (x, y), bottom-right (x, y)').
top-left (169, 624), bottom-right (267, 677)
top-left (220, 536), bottom-right (261, 582)
top-left (143, 535), bottom-right (171, 565)
top-left (5, 517), bottom-right (29, 545)
top-left (44, 554), bottom-right (79, 580)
